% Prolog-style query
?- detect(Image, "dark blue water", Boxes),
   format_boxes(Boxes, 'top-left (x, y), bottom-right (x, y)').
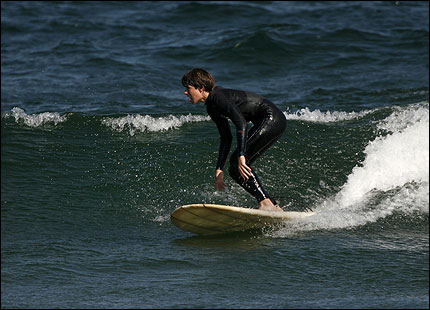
top-left (2, 1), bottom-right (429, 308)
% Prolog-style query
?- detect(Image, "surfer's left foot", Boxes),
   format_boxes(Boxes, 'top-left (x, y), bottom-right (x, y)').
top-left (258, 199), bottom-right (284, 212)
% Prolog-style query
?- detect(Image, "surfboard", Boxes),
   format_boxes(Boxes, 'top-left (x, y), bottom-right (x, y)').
top-left (170, 203), bottom-right (315, 235)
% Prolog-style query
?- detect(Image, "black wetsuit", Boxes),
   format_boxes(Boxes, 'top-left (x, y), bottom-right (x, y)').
top-left (205, 86), bottom-right (287, 203)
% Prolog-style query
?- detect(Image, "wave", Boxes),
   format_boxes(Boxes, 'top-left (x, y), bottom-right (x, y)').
top-left (3, 105), bottom-right (381, 132)
top-left (3, 107), bottom-right (68, 127)
top-left (275, 102), bottom-right (429, 236)
top-left (283, 107), bottom-right (375, 122)
top-left (337, 103), bottom-right (428, 207)
top-left (1, 107), bottom-right (210, 133)
top-left (3, 103), bottom-right (428, 235)
top-left (101, 114), bottom-right (210, 136)
top-left (100, 105), bottom-right (378, 135)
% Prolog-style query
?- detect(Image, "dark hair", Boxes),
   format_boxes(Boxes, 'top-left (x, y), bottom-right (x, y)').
top-left (181, 68), bottom-right (215, 92)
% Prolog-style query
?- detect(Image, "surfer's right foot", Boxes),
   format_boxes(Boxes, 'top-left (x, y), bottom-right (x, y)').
top-left (258, 199), bottom-right (284, 212)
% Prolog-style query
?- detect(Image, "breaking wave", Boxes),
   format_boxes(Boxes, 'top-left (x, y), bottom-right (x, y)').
top-left (275, 102), bottom-right (429, 236)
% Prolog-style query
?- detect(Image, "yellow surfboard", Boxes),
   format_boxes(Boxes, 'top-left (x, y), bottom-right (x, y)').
top-left (171, 203), bottom-right (315, 235)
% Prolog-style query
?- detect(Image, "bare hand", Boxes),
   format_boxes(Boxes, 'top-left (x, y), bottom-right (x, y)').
top-left (238, 155), bottom-right (252, 180)
top-left (215, 169), bottom-right (226, 190)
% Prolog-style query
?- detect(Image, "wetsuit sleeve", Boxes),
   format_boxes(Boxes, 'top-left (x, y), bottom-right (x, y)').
top-left (209, 112), bottom-right (232, 171)
top-left (211, 91), bottom-right (248, 157)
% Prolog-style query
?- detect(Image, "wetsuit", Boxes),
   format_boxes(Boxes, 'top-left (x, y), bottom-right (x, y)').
top-left (205, 86), bottom-right (287, 203)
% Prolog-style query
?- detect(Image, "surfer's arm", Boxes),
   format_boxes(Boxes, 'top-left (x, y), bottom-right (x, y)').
top-left (209, 115), bottom-right (231, 191)
top-left (213, 98), bottom-right (251, 179)
top-left (211, 114), bottom-right (233, 171)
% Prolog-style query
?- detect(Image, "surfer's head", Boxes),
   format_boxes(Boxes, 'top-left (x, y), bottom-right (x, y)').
top-left (181, 68), bottom-right (214, 92)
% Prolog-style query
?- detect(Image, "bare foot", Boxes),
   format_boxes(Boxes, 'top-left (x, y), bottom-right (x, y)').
top-left (258, 198), bottom-right (284, 212)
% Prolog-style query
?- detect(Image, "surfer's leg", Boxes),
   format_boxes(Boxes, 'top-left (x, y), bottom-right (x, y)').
top-left (228, 157), bottom-right (272, 202)
top-left (228, 153), bottom-right (283, 212)
top-left (228, 107), bottom-right (286, 209)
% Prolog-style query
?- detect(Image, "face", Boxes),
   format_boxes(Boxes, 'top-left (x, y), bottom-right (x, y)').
top-left (184, 85), bottom-right (203, 104)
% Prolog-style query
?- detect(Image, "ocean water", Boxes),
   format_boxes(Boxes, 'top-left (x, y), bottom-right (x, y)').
top-left (1, 1), bottom-right (429, 308)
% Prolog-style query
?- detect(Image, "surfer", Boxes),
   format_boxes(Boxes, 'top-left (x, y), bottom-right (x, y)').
top-left (182, 68), bottom-right (286, 212)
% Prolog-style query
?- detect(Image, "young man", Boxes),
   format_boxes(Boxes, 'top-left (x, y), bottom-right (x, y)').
top-left (182, 68), bottom-right (286, 212)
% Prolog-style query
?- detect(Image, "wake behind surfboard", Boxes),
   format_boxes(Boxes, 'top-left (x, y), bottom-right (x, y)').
top-left (171, 204), bottom-right (315, 235)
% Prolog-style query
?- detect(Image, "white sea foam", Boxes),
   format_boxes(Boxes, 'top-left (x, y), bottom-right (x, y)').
top-left (6, 107), bottom-right (67, 127)
top-left (102, 113), bottom-right (211, 136)
top-left (337, 103), bottom-right (429, 207)
top-left (376, 102), bottom-right (429, 133)
top-left (275, 102), bottom-right (429, 236)
top-left (284, 107), bottom-right (373, 122)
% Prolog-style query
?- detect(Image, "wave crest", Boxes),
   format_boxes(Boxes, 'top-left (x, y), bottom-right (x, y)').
top-left (4, 107), bottom-right (68, 127)
top-left (284, 107), bottom-right (373, 122)
top-left (101, 113), bottom-right (210, 136)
